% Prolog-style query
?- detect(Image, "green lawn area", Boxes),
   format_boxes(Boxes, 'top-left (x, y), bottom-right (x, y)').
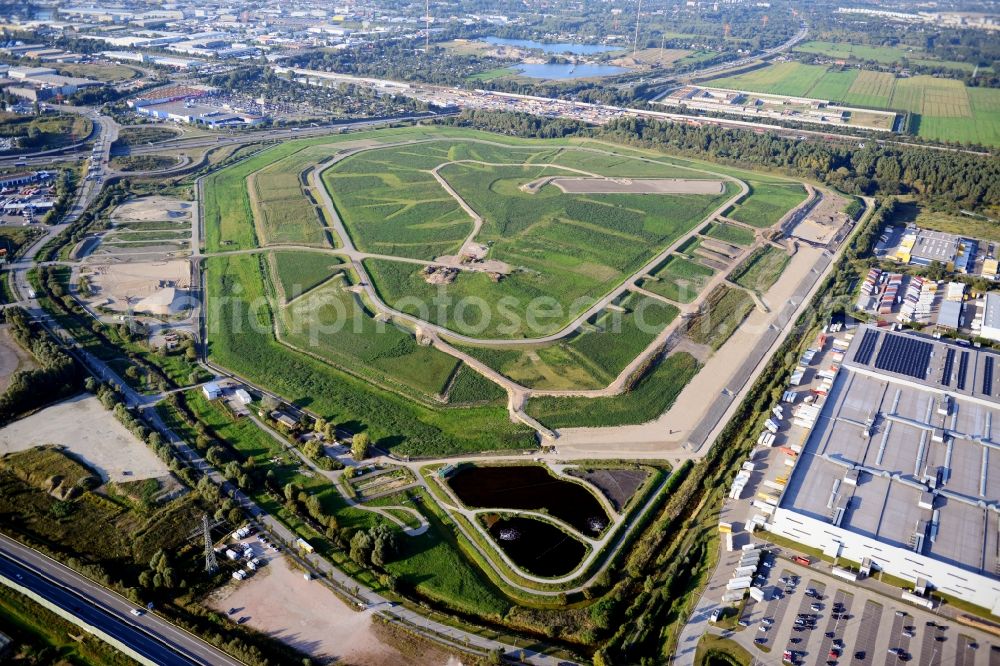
top-left (58, 61), bottom-right (140, 82)
top-left (270, 249), bottom-right (344, 301)
top-left (694, 634), bottom-right (752, 666)
top-left (686, 286), bottom-right (755, 350)
top-left (111, 125), bottom-right (181, 147)
top-left (703, 222), bottom-right (754, 246)
top-left (728, 180), bottom-right (808, 228)
top-left (525, 351), bottom-right (700, 428)
top-left (730, 246), bottom-right (790, 294)
top-left (640, 255), bottom-right (715, 303)
top-left (203, 253), bottom-right (534, 455)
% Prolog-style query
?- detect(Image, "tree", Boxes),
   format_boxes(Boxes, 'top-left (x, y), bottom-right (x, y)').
top-left (351, 433), bottom-right (370, 461)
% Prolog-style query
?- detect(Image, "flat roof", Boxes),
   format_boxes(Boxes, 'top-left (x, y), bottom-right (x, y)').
top-left (984, 292), bottom-right (1000, 331)
top-left (909, 229), bottom-right (960, 263)
top-left (780, 327), bottom-right (1000, 579)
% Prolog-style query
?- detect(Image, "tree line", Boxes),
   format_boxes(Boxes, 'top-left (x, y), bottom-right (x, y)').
top-left (0, 307), bottom-right (82, 424)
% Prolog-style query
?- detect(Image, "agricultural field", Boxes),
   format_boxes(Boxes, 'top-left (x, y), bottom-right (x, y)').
top-left (706, 62), bottom-right (1000, 146)
top-left (640, 255), bottom-right (715, 303)
top-left (727, 180), bottom-right (808, 228)
top-left (793, 40), bottom-right (991, 74)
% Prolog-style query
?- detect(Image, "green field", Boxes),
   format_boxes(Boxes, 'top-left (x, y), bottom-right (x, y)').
top-left (640, 255), bottom-right (715, 303)
top-left (730, 245), bottom-right (790, 294)
top-left (459, 292), bottom-right (679, 390)
top-left (728, 180), bottom-right (808, 228)
top-left (702, 222), bottom-right (754, 246)
top-left (707, 62), bottom-right (1000, 145)
top-left (202, 126), bottom-right (812, 445)
top-left (278, 273), bottom-right (460, 397)
top-left (330, 140), bottom-right (732, 338)
top-left (204, 253), bottom-right (534, 455)
top-left (686, 286), bottom-right (756, 350)
top-left (113, 125), bottom-right (180, 147)
top-left (525, 351), bottom-right (701, 428)
top-left (0, 113), bottom-right (91, 153)
top-left (794, 40), bottom-right (989, 74)
top-left (270, 249), bottom-right (344, 301)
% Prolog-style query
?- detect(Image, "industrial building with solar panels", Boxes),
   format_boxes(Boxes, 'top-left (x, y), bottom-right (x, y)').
top-left (766, 325), bottom-right (1000, 615)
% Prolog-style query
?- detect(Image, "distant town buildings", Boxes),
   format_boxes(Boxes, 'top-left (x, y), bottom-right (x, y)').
top-left (0, 65), bottom-right (104, 102)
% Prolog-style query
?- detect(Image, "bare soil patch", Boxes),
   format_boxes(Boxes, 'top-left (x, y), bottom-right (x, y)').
top-left (0, 394), bottom-right (170, 482)
top-left (0, 326), bottom-right (36, 394)
top-left (77, 260), bottom-right (192, 316)
top-left (550, 178), bottom-right (725, 195)
top-left (571, 467), bottom-right (649, 512)
top-left (110, 196), bottom-right (193, 223)
top-left (207, 547), bottom-right (412, 665)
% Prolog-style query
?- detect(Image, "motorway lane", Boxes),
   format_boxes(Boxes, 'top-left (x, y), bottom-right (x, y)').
top-left (0, 536), bottom-right (243, 666)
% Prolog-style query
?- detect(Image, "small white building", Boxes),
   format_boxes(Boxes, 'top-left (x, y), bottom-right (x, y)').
top-left (202, 382), bottom-right (222, 400)
top-left (234, 388), bottom-right (252, 405)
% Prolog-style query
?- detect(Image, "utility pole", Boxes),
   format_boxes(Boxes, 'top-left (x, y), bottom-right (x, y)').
top-left (633, 0), bottom-right (643, 55)
top-left (425, 0), bottom-right (430, 52)
top-left (203, 514), bottom-right (218, 574)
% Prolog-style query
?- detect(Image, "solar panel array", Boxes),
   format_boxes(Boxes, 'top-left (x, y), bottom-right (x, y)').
top-left (855, 330), bottom-right (880, 365)
top-left (873, 333), bottom-right (933, 379)
top-left (941, 348), bottom-right (956, 387)
top-left (957, 351), bottom-right (970, 391)
top-left (984, 356), bottom-right (994, 396)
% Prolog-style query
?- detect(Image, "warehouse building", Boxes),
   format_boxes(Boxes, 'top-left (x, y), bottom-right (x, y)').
top-left (765, 326), bottom-right (1000, 615)
top-left (980, 292), bottom-right (1000, 342)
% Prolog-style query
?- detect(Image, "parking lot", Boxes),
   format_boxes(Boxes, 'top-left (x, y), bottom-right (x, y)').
top-left (724, 551), bottom-right (997, 666)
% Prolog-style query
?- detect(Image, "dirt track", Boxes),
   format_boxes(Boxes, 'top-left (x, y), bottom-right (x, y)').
top-left (550, 177), bottom-right (725, 195)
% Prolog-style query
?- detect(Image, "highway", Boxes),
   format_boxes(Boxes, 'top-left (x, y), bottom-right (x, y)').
top-left (0, 535), bottom-right (243, 666)
top-left (0, 111), bottom-right (444, 168)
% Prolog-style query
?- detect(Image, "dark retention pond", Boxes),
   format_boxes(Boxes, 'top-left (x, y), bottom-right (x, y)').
top-left (483, 515), bottom-right (586, 577)
top-left (447, 465), bottom-right (609, 535)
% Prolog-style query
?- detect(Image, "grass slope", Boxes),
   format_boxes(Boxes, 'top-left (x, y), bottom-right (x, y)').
top-left (525, 351), bottom-right (701, 428)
